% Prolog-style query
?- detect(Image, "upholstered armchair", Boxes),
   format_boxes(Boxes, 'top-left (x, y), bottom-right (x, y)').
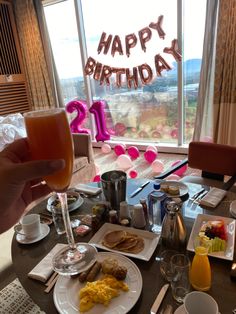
top-left (70, 133), bottom-right (96, 187)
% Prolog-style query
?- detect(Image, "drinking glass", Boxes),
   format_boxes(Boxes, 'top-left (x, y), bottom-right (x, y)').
top-left (171, 254), bottom-right (191, 303)
top-left (159, 249), bottom-right (178, 282)
top-left (24, 109), bottom-right (97, 275)
top-left (189, 237), bottom-right (211, 291)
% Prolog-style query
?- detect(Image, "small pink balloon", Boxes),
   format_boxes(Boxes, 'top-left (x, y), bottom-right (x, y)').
top-left (166, 174), bottom-right (180, 181)
top-left (116, 154), bottom-right (133, 170)
top-left (129, 170), bottom-right (138, 178)
top-left (144, 150), bottom-right (157, 163)
top-left (114, 144), bottom-right (126, 156)
top-left (171, 160), bottom-right (188, 176)
top-left (201, 136), bottom-right (213, 143)
top-left (93, 174), bottom-right (101, 182)
top-left (127, 146), bottom-right (140, 160)
top-left (151, 160), bottom-right (164, 173)
top-left (101, 143), bottom-right (111, 154)
top-left (146, 145), bottom-right (157, 153)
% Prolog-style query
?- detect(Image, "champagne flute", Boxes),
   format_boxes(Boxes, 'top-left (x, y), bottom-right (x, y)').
top-left (24, 109), bottom-right (97, 275)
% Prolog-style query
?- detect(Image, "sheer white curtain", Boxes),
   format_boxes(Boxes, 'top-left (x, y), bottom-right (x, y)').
top-left (193, 0), bottom-right (219, 142)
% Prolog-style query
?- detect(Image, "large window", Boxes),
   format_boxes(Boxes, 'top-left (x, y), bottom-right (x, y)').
top-left (44, 0), bottom-right (206, 149)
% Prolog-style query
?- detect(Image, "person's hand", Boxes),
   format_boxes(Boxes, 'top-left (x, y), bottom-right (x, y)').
top-left (0, 138), bottom-right (65, 233)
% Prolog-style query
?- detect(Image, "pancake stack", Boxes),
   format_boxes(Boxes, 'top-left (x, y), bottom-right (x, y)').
top-left (102, 230), bottom-right (144, 254)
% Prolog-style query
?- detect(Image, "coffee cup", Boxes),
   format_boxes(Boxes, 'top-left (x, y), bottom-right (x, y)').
top-left (14, 214), bottom-right (41, 239)
top-left (184, 291), bottom-right (219, 314)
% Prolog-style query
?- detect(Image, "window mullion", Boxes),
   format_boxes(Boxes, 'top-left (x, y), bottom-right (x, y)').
top-left (73, 0), bottom-right (96, 140)
top-left (177, 0), bottom-right (184, 146)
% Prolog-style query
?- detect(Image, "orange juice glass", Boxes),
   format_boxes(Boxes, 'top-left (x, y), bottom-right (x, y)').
top-left (190, 244), bottom-right (211, 291)
top-left (24, 109), bottom-right (74, 192)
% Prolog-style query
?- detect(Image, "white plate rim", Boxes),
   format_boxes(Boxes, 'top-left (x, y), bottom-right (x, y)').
top-left (174, 304), bottom-right (185, 314)
top-left (53, 251), bottom-right (143, 314)
top-left (187, 213), bottom-right (235, 260)
top-left (47, 191), bottom-right (84, 213)
top-left (16, 223), bottom-right (50, 244)
top-left (88, 223), bottom-right (160, 261)
top-left (160, 180), bottom-right (189, 197)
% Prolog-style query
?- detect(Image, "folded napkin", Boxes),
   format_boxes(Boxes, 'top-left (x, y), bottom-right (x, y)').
top-left (28, 243), bottom-right (66, 282)
top-left (199, 187), bottom-right (227, 208)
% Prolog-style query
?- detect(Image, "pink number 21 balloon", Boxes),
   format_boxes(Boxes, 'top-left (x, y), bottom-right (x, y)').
top-left (66, 100), bottom-right (90, 134)
top-left (89, 100), bottom-right (110, 142)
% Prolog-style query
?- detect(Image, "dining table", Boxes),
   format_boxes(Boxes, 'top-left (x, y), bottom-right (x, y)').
top-left (11, 179), bottom-right (236, 314)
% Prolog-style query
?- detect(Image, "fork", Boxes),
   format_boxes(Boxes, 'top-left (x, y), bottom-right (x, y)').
top-left (232, 309), bottom-right (236, 314)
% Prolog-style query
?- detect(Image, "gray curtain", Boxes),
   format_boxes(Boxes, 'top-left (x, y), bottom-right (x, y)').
top-left (193, 0), bottom-right (219, 142)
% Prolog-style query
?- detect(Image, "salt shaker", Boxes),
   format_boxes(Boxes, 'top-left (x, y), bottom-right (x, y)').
top-left (119, 201), bottom-right (131, 220)
top-left (132, 204), bottom-right (146, 229)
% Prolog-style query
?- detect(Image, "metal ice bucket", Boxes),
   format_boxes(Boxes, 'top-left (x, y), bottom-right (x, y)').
top-left (101, 170), bottom-right (127, 211)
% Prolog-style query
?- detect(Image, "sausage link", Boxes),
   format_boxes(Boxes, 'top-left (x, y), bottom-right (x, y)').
top-left (86, 261), bottom-right (101, 282)
top-left (78, 264), bottom-right (94, 283)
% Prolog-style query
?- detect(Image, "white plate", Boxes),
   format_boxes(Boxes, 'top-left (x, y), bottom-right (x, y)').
top-left (53, 252), bottom-right (143, 314)
top-left (47, 191), bottom-right (84, 213)
top-left (160, 181), bottom-right (188, 198)
top-left (16, 223), bottom-right (50, 244)
top-left (229, 200), bottom-right (236, 218)
top-left (187, 214), bottom-right (235, 261)
top-left (89, 223), bottom-right (160, 261)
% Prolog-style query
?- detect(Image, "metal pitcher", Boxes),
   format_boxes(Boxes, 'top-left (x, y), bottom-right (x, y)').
top-left (161, 200), bottom-right (187, 251)
top-left (101, 170), bottom-right (127, 211)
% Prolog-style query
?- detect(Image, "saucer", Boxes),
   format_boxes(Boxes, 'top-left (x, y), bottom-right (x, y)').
top-left (16, 223), bottom-right (50, 244)
top-left (174, 305), bottom-right (186, 314)
top-left (230, 200), bottom-right (236, 218)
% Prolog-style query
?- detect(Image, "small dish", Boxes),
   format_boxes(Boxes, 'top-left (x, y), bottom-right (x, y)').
top-left (160, 181), bottom-right (188, 198)
top-left (187, 214), bottom-right (235, 261)
top-left (230, 200), bottom-right (236, 218)
top-left (16, 223), bottom-right (50, 244)
top-left (47, 191), bottom-right (84, 213)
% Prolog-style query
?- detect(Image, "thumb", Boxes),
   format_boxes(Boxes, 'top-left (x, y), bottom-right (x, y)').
top-left (11, 159), bottom-right (65, 183)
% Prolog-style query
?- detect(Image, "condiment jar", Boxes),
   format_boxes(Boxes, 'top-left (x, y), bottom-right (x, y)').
top-left (109, 210), bottom-right (118, 224)
top-left (132, 204), bottom-right (146, 229)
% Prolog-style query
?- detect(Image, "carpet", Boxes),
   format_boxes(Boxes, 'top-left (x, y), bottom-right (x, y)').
top-left (93, 148), bottom-right (200, 179)
top-left (0, 278), bottom-right (45, 314)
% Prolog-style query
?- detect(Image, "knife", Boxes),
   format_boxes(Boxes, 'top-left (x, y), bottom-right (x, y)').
top-left (150, 283), bottom-right (169, 314)
top-left (130, 180), bottom-right (150, 198)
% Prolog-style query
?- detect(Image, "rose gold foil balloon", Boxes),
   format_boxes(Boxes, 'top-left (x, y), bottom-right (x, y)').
top-left (113, 67), bottom-right (126, 87)
top-left (149, 15), bottom-right (166, 39)
top-left (154, 54), bottom-right (172, 76)
top-left (125, 33), bottom-right (137, 57)
top-left (163, 39), bottom-right (182, 62)
top-left (100, 65), bottom-right (112, 86)
top-left (138, 27), bottom-right (152, 52)
top-left (111, 35), bottom-right (124, 57)
top-left (138, 63), bottom-right (153, 85)
top-left (97, 32), bottom-right (112, 55)
top-left (126, 67), bottom-right (139, 89)
top-left (84, 57), bottom-right (96, 75)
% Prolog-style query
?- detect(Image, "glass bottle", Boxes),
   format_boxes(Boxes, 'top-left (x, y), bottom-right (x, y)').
top-left (190, 237), bottom-right (211, 291)
top-left (148, 182), bottom-right (166, 234)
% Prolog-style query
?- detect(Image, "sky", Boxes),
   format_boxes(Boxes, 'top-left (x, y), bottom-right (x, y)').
top-left (44, 0), bottom-right (206, 79)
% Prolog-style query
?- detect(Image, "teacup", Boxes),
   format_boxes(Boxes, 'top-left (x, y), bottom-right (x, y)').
top-left (184, 291), bottom-right (219, 314)
top-left (14, 214), bottom-right (41, 239)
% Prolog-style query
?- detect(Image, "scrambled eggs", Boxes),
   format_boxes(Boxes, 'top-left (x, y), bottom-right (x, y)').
top-left (79, 274), bottom-right (129, 312)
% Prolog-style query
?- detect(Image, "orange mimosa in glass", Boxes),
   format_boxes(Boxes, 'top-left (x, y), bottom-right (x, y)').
top-left (24, 109), bottom-right (74, 192)
top-left (190, 243), bottom-right (211, 291)
top-left (24, 109), bottom-right (97, 275)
